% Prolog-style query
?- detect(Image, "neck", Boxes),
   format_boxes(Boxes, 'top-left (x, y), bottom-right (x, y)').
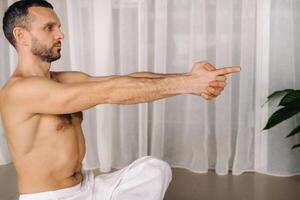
top-left (14, 51), bottom-right (52, 79)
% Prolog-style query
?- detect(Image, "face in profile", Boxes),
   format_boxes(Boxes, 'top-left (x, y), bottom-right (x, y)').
top-left (26, 7), bottom-right (64, 63)
top-left (30, 30), bottom-right (61, 63)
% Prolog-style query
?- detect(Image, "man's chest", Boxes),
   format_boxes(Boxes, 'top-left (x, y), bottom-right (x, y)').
top-left (1, 111), bottom-right (84, 157)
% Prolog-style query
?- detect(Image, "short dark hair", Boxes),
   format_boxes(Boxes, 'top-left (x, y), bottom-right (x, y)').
top-left (2, 0), bottom-right (53, 47)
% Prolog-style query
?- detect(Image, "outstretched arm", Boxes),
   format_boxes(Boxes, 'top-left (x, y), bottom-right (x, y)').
top-left (5, 62), bottom-right (239, 115)
top-left (51, 71), bottom-right (178, 83)
top-left (52, 62), bottom-right (239, 100)
top-left (5, 74), bottom-right (190, 115)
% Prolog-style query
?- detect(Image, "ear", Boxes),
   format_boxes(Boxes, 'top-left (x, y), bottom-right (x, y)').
top-left (12, 27), bottom-right (30, 47)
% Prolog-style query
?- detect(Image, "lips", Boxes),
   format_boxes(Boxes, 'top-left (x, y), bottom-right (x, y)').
top-left (54, 42), bottom-right (62, 48)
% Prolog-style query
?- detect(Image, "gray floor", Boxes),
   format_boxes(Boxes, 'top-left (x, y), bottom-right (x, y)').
top-left (1, 164), bottom-right (300, 200)
top-left (165, 168), bottom-right (300, 200)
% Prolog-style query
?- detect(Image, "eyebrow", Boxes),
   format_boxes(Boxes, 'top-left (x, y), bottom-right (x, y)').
top-left (42, 22), bottom-right (61, 28)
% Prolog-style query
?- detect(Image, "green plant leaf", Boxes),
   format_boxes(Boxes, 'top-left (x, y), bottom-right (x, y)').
top-left (263, 106), bottom-right (300, 130)
top-left (279, 90), bottom-right (300, 107)
top-left (292, 144), bottom-right (300, 149)
top-left (261, 89), bottom-right (294, 107)
top-left (286, 125), bottom-right (300, 138)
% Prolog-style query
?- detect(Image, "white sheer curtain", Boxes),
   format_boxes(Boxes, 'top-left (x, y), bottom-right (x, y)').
top-left (0, 0), bottom-right (299, 176)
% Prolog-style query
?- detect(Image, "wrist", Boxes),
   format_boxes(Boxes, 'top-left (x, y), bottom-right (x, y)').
top-left (175, 73), bottom-right (192, 95)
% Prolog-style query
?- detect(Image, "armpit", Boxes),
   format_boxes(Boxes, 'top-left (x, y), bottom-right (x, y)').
top-left (72, 111), bottom-right (83, 122)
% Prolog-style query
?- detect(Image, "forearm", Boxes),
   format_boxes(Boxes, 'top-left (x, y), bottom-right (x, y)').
top-left (128, 72), bottom-right (180, 78)
top-left (77, 74), bottom-right (189, 106)
top-left (86, 72), bottom-right (181, 83)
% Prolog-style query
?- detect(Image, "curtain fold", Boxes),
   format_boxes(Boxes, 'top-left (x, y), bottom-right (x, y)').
top-left (0, 0), bottom-right (299, 176)
top-left (232, 0), bottom-right (256, 175)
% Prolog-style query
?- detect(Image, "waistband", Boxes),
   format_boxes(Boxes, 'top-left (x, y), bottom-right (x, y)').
top-left (19, 170), bottom-right (93, 200)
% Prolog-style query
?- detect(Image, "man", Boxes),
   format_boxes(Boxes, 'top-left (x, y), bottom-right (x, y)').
top-left (0, 0), bottom-right (240, 200)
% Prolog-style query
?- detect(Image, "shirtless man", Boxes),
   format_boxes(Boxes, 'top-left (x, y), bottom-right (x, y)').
top-left (0, 0), bottom-right (240, 199)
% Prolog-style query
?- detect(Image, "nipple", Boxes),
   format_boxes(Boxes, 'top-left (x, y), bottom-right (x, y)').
top-left (56, 114), bottom-right (72, 131)
top-left (56, 122), bottom-right (65, 131)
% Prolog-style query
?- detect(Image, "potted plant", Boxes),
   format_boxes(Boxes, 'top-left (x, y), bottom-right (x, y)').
top-left (263, 89), bottom-right (300, 149)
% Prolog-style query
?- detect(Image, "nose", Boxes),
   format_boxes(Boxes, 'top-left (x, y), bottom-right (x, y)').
top-left (56, 29), bottom-right (64, 40)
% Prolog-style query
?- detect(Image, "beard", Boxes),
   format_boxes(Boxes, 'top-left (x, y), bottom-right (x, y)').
top-left (30, 35), bottom-right (61, 63)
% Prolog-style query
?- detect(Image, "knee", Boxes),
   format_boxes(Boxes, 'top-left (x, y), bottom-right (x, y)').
top-left (110, 157), bottom-right (172, 199)
top-left (140, 156), bottom-right (173, 184)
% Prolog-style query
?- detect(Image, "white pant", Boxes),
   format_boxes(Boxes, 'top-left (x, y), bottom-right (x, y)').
top-left (19, 156), bottom-right (172, 200)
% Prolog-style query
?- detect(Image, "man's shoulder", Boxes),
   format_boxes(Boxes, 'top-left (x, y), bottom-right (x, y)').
top-left (0, 76), bottom-right (51, 107)
top-left (0, 76), bottom-right (18, 105)
top-left (0, 76), bottom-right (21, 112)
top-left (1, 76), bottom-right (37, 94)
top-left (0, 76), bottom-right (19, 102)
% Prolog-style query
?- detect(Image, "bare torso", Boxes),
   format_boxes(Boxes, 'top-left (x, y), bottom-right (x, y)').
top-left (0, 72), bottom-right (85, 194)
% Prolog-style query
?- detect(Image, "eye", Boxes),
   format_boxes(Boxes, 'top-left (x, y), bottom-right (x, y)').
top-left (46, 25), bottom-right (53, 31)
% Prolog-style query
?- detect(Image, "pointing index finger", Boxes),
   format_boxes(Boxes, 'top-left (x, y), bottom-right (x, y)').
top-left (213, 66), bottom-right (241, 76)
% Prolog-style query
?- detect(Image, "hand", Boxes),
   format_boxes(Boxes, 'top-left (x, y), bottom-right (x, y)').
top-left (200, 62), bottom-right (227, 100)
top-left (187, 61), bottom-right (241, 100)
